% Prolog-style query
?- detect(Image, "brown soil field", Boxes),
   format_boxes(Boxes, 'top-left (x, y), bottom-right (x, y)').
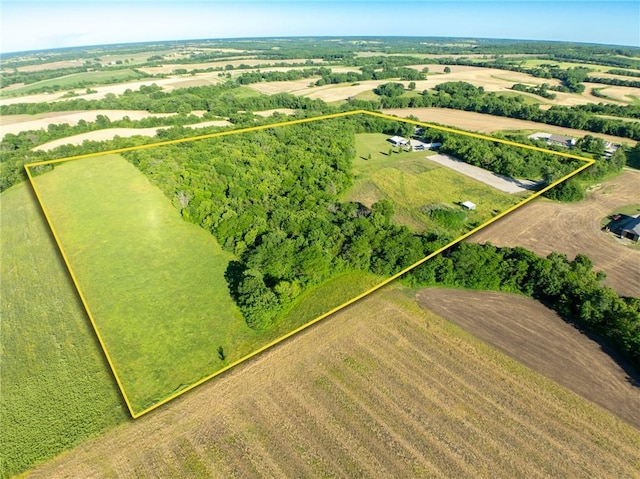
top-left (25, 287), bottom-right (640, 478)
top-left (471, 169), bottom-right (640, 297)
top-left (417, 288), bottom-right (640, 428)
top-left (383, 107), bottom-right (637, 146)
top-left (33, 120), bottom-right (231, 151)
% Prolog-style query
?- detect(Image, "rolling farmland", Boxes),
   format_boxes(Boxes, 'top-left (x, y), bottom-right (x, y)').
top-left (23, 287), bottom-right (640, 478)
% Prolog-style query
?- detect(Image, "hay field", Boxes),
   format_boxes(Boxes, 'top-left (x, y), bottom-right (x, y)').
top-left (24, 286), bottom-right (640, 478)
top-left (32, 120), bottom-right (231, 151)
top-left (0, 110), bottom-right (176, 137)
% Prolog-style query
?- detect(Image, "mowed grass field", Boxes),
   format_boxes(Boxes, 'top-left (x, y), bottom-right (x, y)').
top-left (0, 181), bottom-right (128, 478)
top-left (344, 133), bottom-right (521, 233)
top-left (28, 154), bottom-right (387, 417)
top-left (30, 155), bottom-right (252, 414)
top-left (24, 286), bottom-right (640, 478)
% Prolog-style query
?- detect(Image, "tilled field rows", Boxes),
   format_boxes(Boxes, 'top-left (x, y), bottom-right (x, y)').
top-left (27, 288), bottom-right (640, 478)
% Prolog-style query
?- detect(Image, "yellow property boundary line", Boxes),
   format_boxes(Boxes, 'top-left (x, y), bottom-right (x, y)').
top-left (25, 110), bottom-right (594, 418)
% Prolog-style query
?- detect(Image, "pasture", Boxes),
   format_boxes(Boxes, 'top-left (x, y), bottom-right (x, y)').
top-left (23, 286), bottom-right (640, 478)
top-left (343, 133), bottom-right (522, 234)
top-left (30, 155), bottom-right (250, 414)
top-left (0, 69), bottom-right (145, 96)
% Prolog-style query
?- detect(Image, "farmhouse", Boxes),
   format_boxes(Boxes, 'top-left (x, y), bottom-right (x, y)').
top-left (461, 201), bottom-right (476, 211)
top-left (388, 136), bottom-right (409, 147)
top-left (620, 216), bottom-right (640, 242)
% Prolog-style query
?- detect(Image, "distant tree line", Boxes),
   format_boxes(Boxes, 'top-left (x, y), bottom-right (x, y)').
top-left (362, 81), bottom-right (640, 140)
top-left (406, 242), bottom-right (640, 369)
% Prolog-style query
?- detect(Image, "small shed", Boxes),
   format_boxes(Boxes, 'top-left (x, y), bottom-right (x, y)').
top-left (461, 201), bottom-right (476, 211)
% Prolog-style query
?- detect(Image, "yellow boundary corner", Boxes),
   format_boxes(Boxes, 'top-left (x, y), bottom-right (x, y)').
top-left (25, 110), bottom-right (594, 418)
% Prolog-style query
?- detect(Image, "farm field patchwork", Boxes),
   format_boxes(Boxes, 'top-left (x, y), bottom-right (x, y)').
top-left (23, 286), bottom-right (640, 479)
top-left (0, 181), bottom-right (128, 478)
top-left (26, 111), bottom-right (591, 417)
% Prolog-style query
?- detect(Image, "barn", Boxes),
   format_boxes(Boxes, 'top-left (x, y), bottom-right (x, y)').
top-left (620, 216), bottom-right (640, 242)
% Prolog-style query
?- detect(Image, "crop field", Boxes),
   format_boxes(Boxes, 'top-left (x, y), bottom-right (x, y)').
top-left (471, 169), bottom-right (640, 297)
top-left (23, 287), bottom-right (640, 478)
top-left (383, 108), bottom-right (638, 146)
top-left (33, 120), bottom-right (232, 151)
top-left (418, 288), bottom-right (640, 428)
top-left (0, 181), bottom-right (128, 478)
top-left (25, 111), bottom-right (590, 419)
top-left (344, 133), bottom-right (522, 233)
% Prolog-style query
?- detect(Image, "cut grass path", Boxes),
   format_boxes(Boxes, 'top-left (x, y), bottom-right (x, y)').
top-left (31, 154), bottom-right (250, 414)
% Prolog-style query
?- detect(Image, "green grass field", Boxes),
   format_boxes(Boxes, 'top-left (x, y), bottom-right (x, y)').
top-left (0, 181), bottom-right (128, 478)
top-left (3, 69), bottom-right (145, 96)
top-left (30, 155), bottom-right (254, 413)
top-left (343, 133), bottom-right (521, 233)
top-left (28, 154), bottom-right (388, 417)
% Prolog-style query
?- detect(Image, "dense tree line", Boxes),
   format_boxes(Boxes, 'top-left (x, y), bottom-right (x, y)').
top-left (585, 76), bottom-right (640, 88)
top-left (406, 242), bottom-right (640, 369)
top-left (125, 118), bottom-right (438, 328)
top-left (366, 81), bottom-right (640, 140)
top-left (511, 83), bottom-right (556, 99)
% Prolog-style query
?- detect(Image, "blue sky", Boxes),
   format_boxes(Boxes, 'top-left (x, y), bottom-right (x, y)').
top-left (1, 1), bottom-right (638, 53)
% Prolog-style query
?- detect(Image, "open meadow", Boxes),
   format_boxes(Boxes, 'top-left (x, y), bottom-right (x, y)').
top-left (30, 155), bottom-right (251, 414)
top-left (23, 286), bottom-right (640, 478)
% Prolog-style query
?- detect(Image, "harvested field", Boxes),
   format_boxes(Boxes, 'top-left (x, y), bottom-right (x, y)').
top-left (14, 60), bottom-right (86, 72)
top-left (417, 288), bottom-right (640, 428)
top-left (25, 286), bottom-right (640, 478)
top-left (383, 107), bottom-right (637, 146)
top-left (247, 78), bottom-right (321, 96)
top-left (0, 73), bottom-right (225, 106)
top-left (33, 120), bottom-right (232, 151)
top-left (0, 110), bottom-right (176, 137)
top-left (138, 58), bottom-right (322, 75)
top-left (471, 169), bottom-right (640, 297)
